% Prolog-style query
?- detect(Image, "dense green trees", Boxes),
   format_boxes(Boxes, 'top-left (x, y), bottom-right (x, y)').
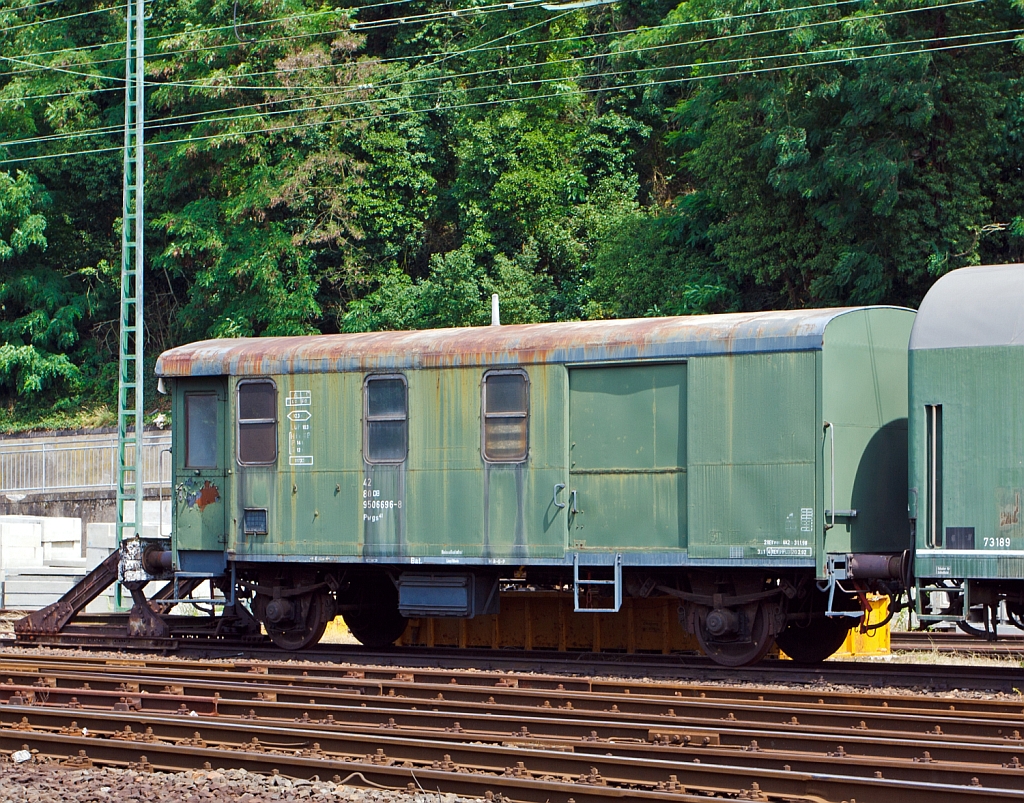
top-left (0, 0), bottom-right (1022, 427)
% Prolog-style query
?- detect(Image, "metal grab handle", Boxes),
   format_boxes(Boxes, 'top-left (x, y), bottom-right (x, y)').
top-left (158, 447), bottom-right (172, 537)
top-left (824, 421), bottom-right (835, 531)
top-left (570, 489), bottom-right (579, 515)
top-left (553, 483), bottom-right (566, 509)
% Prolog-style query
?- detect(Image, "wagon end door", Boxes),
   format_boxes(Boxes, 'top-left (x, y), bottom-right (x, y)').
top-left (172, 378), bottom-right (229, 570)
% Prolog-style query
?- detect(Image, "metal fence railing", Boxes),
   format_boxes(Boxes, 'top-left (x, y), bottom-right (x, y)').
top-left (0, 434), bottom-right (172, 494)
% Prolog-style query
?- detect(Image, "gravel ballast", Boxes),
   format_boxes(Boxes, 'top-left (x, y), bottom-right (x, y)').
top-left (0, 761), bottom-right (481, 803)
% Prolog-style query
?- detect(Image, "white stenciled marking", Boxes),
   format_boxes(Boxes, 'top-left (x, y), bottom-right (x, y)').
top-left (288, 390), bottom-right (314, 465)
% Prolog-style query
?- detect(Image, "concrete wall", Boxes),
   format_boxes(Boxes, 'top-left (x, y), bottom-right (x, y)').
top-left (0, 501), bottom-right (169, 611)
top-left (0, 428), bottom-right (172, 612)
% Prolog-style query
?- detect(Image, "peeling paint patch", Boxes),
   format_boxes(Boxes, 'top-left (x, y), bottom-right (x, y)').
top-left (177, 477), bottom-right (221, 511)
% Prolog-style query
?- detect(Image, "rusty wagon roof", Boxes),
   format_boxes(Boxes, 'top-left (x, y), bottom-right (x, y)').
top-left (156, 307), bottom-right (904, 376)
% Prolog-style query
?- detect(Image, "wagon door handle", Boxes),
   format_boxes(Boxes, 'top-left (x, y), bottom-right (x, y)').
top-left (570, 489), bottom-right (580, 515)
top-left (824, 421), bottom-right (835, 532)
top-left (553, 483), bottom-right (566, 509)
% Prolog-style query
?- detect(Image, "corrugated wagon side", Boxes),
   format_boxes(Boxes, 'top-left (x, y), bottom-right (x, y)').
top-left (910, 264), bottom-right (1024, 636)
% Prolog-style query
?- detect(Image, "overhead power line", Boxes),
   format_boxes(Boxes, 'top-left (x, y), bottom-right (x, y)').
top-left (0, 0), bottom-right (543, 82)
top-left (0, 26), bottom-right (1016, 160)
top-left (137, 33), bottom-right (1024, 152)
top-left (155, 0), bottom-right (984, 95)
top-left (1, 0), bottom-right (67, 13)
top-left (157, 0), bottom-right (869, 89)
top-left (0, 2), bottom-right (125, 34)
top-left (123, 0), bottom-right (1001, 132)
top-left (3, 29), bottom-right (1016, 168)
top-left (0, 0), bottom-right (966, 87)
top-left (0, 0), bottom-right (859, 71)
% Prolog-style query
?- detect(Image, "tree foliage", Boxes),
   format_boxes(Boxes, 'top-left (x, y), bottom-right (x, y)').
top-left (0, 0), bottom-right (1022, 427)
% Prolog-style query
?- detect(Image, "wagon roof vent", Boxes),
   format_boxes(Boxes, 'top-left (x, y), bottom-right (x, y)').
top-left (491, 293), bottom-right (501, 326)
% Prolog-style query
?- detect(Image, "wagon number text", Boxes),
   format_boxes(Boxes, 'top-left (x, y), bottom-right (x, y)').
top-left (363, 482), bottom-right (401, 510)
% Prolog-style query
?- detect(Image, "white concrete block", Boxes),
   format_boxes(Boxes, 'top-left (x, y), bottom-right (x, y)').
top-left (5, 579), bottom-right (81, 596)
top-left (122, 500), bottom-right (172, 533)
top-left (40, 517), bottom-right (82, 544)
top-left (86, 523), bottom-right (116, 549)
top-left (86, 546), bottom-right (115, 570)
top-left (2, 543), bottom-right (42, 570)
top-left (0, 518), bottom-right (43, 569)
top-left (44, 540), bottom-right (84, 567)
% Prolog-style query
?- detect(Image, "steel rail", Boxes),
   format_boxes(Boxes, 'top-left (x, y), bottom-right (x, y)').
top-left (2, 700), bottom-right (1023, 787)
top-left (0, 664), bottom-right (1019, 742)
top-left (2, 643), bottom-right (1024, 700)
top-left (1, 708), bottom-right (1019, 802)
top-left (11, 626), bottom-right (1024, 691)
top-left (892, 631), bottom-right (1024, 653)
top-left (1, 677), bottom-right (1022, 767)
top-left (0, 660), bottom-right (1022, 767)
top-left (0, 653), bottom-right (1022, 725)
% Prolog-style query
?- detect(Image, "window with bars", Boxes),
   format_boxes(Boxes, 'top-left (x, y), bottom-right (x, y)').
top-left (237, 380), bottom-right (277, 465)
top-left (364, 375), bottom-right (408, 463)
top-left (482, 371), bottom-right (529, 462)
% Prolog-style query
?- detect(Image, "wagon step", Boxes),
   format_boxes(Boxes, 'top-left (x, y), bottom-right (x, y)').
top-left (573, 552), bottom-right (623, 613)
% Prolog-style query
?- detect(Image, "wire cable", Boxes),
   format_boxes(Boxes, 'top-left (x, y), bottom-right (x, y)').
top-left (0, 0), bottom-right (861, 71)
top-left (0, 0), bottom-right (953, 86)
top-left (0, 8), bottom-right (573, 141)
top-left (0, 10), bottom-right (1009, 148)
top-left (127, 34), bottom-right (1024, 154)
top-left (0, 2), bottom-right (125, 34)
top-left (1, 32), bottom-right (1017, 166)
top-left (146, 26), bottom-right (1024, 132)
top-left (0, 0), bottom-right (543, 82)
top-left (157, 0), bottom-right (984, 94)
top-left (0, 26), bottom-right (1015, 158)
top-left (125, 0), bottom-right (991, 133)
top-left (154, 0), bottom-right (874, 89)
top-left (1, 0), bottom-right (66, 13)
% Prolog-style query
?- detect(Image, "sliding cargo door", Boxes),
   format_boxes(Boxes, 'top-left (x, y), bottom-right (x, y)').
top-left (567, 364), bottom-right (686, 550)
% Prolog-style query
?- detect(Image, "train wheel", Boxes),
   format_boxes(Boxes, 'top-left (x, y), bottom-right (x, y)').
top-left (694, 599), bottom-right (775, 667)
top-left (253, 588), bottom-right (332, 650)
top-left (775, 617), bottom-right (850, 664)
top-left (775, 584), bottom-right (854, 664)
top-left (342, 573), bottom-right (407, 648)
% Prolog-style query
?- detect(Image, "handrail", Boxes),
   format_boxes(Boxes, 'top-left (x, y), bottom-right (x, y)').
top-left (823, 421), bottom-right (835, 532)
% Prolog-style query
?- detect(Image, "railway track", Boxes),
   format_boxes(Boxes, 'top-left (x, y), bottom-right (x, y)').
top-left (0, 650), bottom-right (1021, 802)
top-left (892, 630), bottom-right (1024, 655)
top-left (9, 619), bottom-right (1024, 692)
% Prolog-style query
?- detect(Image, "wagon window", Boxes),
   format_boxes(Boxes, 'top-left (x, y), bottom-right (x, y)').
top-left (237, 380), bottom-right (277, 465)
top-left (482, 371), bottom-right (528, 462)
top-left (364, 376), bottom-right (408, 463)
top-left (185, 394), bottom-right (218, 468)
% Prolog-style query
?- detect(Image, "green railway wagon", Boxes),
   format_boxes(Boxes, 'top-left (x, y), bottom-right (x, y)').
top-left (154, 306), bottom-right (914, 665)
top-left (910, 264), bottom-right (1024, 635)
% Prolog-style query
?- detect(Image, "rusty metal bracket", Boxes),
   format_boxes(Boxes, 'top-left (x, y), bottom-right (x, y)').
top-left (15, 550), bottom-right (121, 637)
top-left (127, 585), bottom-right (170, 639)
